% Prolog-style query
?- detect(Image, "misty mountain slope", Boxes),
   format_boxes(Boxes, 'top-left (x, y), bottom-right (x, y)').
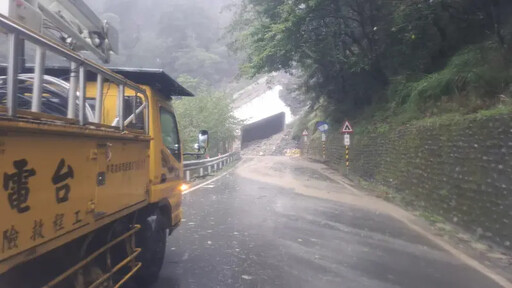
top-left (85, 0), bottom-right (239, 86)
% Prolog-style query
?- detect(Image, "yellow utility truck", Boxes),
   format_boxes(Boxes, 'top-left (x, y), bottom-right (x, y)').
top-left (0, 1), bottom-right (207, 287)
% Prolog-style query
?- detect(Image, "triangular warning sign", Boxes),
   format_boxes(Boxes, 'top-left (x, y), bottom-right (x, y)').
top-left (302, 130), bottom-right (309, 136)
top-left (341, 121), bottom-right (353, 133)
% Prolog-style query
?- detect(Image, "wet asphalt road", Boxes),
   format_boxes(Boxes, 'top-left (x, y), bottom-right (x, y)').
top-left (153, 158), bottom-right (502, 288)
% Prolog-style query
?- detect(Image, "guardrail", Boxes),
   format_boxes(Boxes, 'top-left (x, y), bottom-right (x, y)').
top-left (183, 151), bottom-right (241, 182)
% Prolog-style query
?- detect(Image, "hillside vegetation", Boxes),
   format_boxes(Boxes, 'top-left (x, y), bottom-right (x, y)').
top-left (228, 0), bottom-right (512, 136)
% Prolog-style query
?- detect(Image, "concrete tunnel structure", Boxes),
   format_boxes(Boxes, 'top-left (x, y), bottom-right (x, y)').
top-left (240, 112), bottom-right (286, 149)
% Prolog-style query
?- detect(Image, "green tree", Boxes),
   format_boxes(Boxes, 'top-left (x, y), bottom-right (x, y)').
top-left (228, 0), bottom-right (511, 114)
top-left (173, 75), bottom-right (242, 158)
top-left (228, 0), bottom-right (392, 108)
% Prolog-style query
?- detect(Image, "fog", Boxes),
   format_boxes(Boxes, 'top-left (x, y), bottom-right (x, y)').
top-left (85, 0), bottom-right (239, 87)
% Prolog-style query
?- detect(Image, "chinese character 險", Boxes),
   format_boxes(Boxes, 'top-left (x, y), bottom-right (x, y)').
top-left (2, 225), bottom-right (19, 253)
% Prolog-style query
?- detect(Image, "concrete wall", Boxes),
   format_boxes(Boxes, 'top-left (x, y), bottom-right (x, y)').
top-left (306, 114), bottom-right (512, 250)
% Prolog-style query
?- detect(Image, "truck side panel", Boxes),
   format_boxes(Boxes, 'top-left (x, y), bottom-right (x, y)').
top-left (0, 121), bottom-right (150, 273)
top-left (95, 140), bottom-right (149, 218)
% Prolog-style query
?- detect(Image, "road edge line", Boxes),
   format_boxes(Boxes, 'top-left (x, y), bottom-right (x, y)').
top-left (301, 158), bottom-right (512, 288)
top-left (401, 216), bottom-right (512, 288)
top-left (343, 186), bottom-right (512, 286)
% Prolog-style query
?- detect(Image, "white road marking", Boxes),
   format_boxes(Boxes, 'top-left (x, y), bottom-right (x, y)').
top-left (182, 171), bottom-right (231, 194)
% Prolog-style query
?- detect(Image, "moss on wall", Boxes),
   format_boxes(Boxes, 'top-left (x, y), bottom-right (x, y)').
top-left (306, 112), bottom-right (512, 250)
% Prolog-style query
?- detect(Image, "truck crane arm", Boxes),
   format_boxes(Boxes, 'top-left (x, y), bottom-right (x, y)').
top-left (0, 0), bottom-right (118, 63)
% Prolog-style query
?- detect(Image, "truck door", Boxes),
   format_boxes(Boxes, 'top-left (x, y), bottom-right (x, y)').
top-left (158, 106), bottom-right (182, 183)
top-left (154, 105), bottom-right (183, 226)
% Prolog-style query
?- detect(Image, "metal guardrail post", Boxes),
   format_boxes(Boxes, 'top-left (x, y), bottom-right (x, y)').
top-left (144, 93), bottom-right (149, 134)
top-left (67, 62), bottom-right (78, 119)
top-left (78, 66), bottom-right (87, 125)
top-left (117, 84), bottom-right (125, 130)
top-left (132, 93), bottom-right (137, 125)
top-left (7, 32), bottom-right (20, 117)
top-left (95, 74), bottom-right (104, 123)
top-left (31, 46), bottom-right (46, 112)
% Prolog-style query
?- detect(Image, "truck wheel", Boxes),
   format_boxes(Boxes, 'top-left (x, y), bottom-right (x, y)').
top-left (134, 210), bottom-right (167, 286)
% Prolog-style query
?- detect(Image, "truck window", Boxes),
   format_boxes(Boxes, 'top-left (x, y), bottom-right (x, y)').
top-left (160, 107), bottom-right (181, 162)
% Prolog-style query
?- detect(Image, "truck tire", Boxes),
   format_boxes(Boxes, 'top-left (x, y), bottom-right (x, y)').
top-left (134, 210), bottom-right (167, 286)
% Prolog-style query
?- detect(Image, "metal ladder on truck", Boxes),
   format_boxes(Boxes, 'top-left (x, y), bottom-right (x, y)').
top-left (0, 0), bottom-right (149, 130)
top-left (0, 1), bottom-right (149, 287)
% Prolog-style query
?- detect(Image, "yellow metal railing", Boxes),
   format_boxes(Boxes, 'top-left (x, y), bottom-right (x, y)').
top-left (43, 225), bottom-right (141, 288)
top-left (0, 13), bottom-right (149, 134)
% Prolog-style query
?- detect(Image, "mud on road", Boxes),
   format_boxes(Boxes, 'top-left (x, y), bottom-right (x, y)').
top-left (153, 156), bottom-right (511, 288)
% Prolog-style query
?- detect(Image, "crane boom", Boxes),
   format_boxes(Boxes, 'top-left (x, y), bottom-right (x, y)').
top-left (0, 0), bottom-right (118, 63)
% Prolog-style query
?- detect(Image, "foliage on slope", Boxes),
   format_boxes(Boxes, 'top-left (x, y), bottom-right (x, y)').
top-left (228, 0), bottom-right (512, 133)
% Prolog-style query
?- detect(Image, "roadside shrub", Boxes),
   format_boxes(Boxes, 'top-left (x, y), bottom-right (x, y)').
top-left (389, 43), bottom-right (512, 114)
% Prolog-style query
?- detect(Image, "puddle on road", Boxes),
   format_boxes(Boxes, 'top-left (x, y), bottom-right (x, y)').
top-left (291, 167), bottom-right (339, 184)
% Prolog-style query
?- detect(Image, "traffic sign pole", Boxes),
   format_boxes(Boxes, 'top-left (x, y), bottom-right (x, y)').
top-left (322, 141), bottom-right (326, 161)
top-left (301, 130), bottom-right (309, 157)
top-left (340, 120), bottom-right (353, 175)
top-left (322, 132), bottom-right (326, 161)
top-left (345, 144), bottom-right (349, 168)
top-left (316, 122), bottom-right (329, 162)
